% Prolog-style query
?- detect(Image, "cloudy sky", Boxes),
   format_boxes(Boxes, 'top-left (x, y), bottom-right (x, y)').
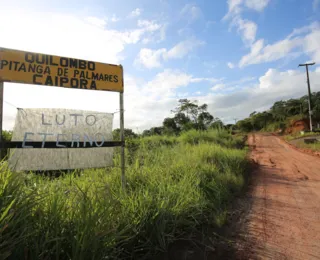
top-left (0, 0), bottom-right (320, 132)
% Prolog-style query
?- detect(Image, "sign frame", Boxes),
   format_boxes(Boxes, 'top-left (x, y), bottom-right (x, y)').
top-left (0, 47), bottom-right (126, 189)
top-left (0, 47), bottom-right (123, 92)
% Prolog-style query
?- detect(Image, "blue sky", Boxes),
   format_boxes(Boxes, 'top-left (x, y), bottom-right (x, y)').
top-left (0, 0), bottom-right (320, 132)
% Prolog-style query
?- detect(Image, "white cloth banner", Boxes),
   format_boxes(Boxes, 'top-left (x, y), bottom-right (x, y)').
top-left (8, 108), bottom-right (114, 171)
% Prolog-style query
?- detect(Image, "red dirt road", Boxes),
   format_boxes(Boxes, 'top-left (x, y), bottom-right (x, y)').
top-left (242, 133), bottom-right (320, 259)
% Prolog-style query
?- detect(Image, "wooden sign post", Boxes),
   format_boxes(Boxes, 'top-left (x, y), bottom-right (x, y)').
top-left (0, 47), bottom-right (126, 189)
top-left (0, 81), bottom-right (3, 160)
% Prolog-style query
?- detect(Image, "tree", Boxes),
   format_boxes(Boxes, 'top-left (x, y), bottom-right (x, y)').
top-left (170, 99), bottom-right (214, 131)
top-left (113, 128), bottom-right (138, 140)
top-left (236, 118), bottom-right (253, 132)
top-left (250, 111), bottom-right (257, 118)
top-left (249, 111), bottom-right (273, 130)
top-left (285, 99), bottom-right (303, 116)
top-left (270, 101), bottom-right (287, 121)
top-left (163, 117), bottom-right (180, 135)
top-left (142, 129), bottom-right (151, 137)
top-left (141, 99), bottom-right (218, 136)
top-left (210, 118), bottom-right (224, 129)
top-left (197, 112), bottom-right (214, 130)
top-left (172, 99), bottom-right (199, 122)
top-left (149, 127), bottom-right (164, 136)
top-left (236, 91), bottom-right (320, 132)
top-left (2, 130), bottom-right (12, 141)
top-left (173, 112), bottom-right (191, 130)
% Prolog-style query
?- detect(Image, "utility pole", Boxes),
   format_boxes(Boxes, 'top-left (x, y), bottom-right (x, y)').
top-left (299, 62), bottom-right (315, 132)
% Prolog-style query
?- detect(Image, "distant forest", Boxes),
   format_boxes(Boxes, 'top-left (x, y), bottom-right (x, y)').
top-left (235, 91), bottom-right (320, 132)
top-left (114, 91), bottom-right (320, 138)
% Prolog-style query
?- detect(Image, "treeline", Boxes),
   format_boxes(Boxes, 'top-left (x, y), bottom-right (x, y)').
top-left (114, 99), bottom-right (226, 139)
top-left (235, 91), bottom-right (320, 132)
top-left (114, 92), bottom-right (320, 138)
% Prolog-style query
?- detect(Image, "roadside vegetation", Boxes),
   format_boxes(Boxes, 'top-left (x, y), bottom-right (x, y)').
top-left (292, 140), bottom-right (320, 151)
top-left (234, 91), bottom-right (320, 133)
top-left (233, 92), bottom-right (320, 152)
top-left (284, 131), bottom-right (320, 141)
top-left (0, 100), bottom-right (249, 259)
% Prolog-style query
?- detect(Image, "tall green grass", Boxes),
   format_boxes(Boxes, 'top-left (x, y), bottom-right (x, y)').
top-left (0, 129), bottom-right (249, 259)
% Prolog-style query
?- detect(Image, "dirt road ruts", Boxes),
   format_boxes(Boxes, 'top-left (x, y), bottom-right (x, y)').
top-left (241, 133), bottom-right (320, 259)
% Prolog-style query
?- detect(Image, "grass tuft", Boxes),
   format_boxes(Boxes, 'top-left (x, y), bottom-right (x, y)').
top-left (0, 129), bottom-right (249, 259)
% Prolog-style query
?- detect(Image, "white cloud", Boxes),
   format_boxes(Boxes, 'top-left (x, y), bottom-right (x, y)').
top-left (141, 69), bottom-right (218, 99)
top-left (224, 0), bottom-right (269, 19)
top-left (287, 22), bottom-right (319, 39)
top-left (0, 10), bottom-right (164, 64)
top-left (223, 0), bottom-right (269, 46)
top-left (134, 39), bottom-right (205, 69)
top-left (227, 62), bottom-right (235, 68)
top-left (211, 84), bottom-right (226, 91)
top-left (85, 17), bottom-right (107, 28)
top-left (0, 8), bottom-right (165, 130)
top-left (111, 15), bottom-right (120, 22)
top-left (180, 3), bottom-right (202, 23)
top-left (245, 0), bottom-right (270, 12)
top-left (129, 8), bottom-right (142, 18)
top-left (235, 18), bottom-right (257, 45)
top-left (85, 15), bottom-right (120, 26)
top-left (164, 39), bottom-right (205, 60)
top-left (197, 68), bottom-right (320, 123)
top-left (190, 77), bottom-right (219, 84)
top-left (118, 19), bottom-right (164, 45)
top-left (112, 70), bottom-right (220, 131)
top-left (137, 20), bottom-right (167, 44)
top-left (223, 0), bottom-right (243, 20)
top-left (134, 48), bottom-right (166, 69)
top-left (303, 27), bottom-right (320, 62)
top-left (211, 76), bottom-right (255, 92)
top-left (239, 22), bottom-right (320, 67)
top-left (144, 69), bottom-right (194, 98)
top-left (137, 20), bottom-right (161, 32)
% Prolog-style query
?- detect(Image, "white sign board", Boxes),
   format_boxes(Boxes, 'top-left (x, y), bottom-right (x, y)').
top-left (8, 108), bottom-right (114, 171)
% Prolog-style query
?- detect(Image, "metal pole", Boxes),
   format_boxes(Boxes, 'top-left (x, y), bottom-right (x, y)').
top-left (0, 82), bottom-right (3, 160)
top-left (119, 91), bottom-right (125, 190)
top-left (299, 62), bottom-right (315, 132)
